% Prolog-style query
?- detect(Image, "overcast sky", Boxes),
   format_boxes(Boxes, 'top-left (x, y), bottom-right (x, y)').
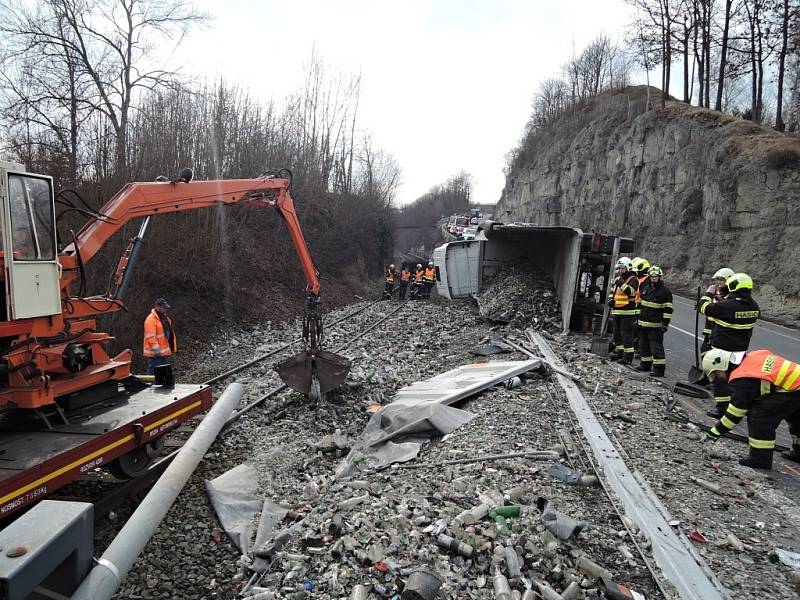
top-left (177, 0), bottom-right (635, 205)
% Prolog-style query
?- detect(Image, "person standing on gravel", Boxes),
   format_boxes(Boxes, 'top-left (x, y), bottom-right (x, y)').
top-left (703, 348), bottom-right (800, 470)
top-left (383, 264), bottom-right (398, 299)
top-left (398, 265), bottom-right (412, 301)
top-left (607, 257), bottom-right (638, 365)
top-left (411, 264), bottom-right (424, 299)
top-left (422, 261), bottom-right (436, 299)
top-left (143, 297), bottom-right (177, 375)
top-left (636, 266), bottom-right (673, 377)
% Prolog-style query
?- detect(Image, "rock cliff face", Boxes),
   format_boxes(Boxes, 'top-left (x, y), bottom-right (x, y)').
top-left (497, 86), bottom-right (800, 323)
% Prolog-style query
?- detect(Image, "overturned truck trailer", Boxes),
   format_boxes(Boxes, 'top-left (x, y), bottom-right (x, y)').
top-left (433, 222), bottom-right (634, 334)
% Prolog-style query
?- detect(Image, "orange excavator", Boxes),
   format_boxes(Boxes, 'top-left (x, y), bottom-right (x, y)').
top-left (0, 161), bottom-right (350, 420)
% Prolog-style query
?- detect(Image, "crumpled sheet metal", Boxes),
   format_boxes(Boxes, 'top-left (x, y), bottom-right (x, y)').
top-left (336, 360), bottom-right (540, 478)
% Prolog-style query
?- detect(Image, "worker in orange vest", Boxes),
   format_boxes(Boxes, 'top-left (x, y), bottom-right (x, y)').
top-left (398, 265), bottom-right (412, 301)
top-left (422, 261), bottom-right (436, 299)
top-left (411, 264), bottom-right (424, 299)
top-left (383, 264), bottom-right (397, 299)
top-left (143, 297), bottom-right (177, 375)
top-left (704, 348), bottom-right (800, 469)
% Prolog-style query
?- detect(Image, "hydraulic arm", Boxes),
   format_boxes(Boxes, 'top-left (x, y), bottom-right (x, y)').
top-left (0, 168), bottom-right (349, 410)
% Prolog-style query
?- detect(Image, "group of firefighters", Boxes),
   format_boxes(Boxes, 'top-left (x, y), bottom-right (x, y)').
top-left (383, 262), bottom-right (436, 301)
top-left (608, 256), bottom-right (799, 470)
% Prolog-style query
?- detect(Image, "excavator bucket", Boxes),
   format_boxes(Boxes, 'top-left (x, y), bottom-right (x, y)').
top-left (275, 349), bottom-right (351, 398)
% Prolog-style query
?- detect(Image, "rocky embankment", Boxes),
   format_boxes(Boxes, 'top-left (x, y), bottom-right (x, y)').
top-left (498, 86), bottom-right (800, 323)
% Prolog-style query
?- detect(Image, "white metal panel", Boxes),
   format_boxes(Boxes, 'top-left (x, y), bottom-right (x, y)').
top-left (0, 169), bottom-right (62, 319)
top-left (531, 332), bottom-right (729, 600)
top-left (434, 241), bottom-right (481, 299)
top-left (393, 360), bottom-right (541, 407)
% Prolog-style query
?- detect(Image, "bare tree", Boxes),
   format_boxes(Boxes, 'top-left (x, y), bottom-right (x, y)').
top-left (715, 0), bottom-right (735, 110)
top-left (772, 0), bottom-right (800, 130)
top-left (0, 0), bottom-right (208, 181)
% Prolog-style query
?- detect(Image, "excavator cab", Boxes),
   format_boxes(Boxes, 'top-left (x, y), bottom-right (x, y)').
top-left (0, 162), bottom-right (62, 321)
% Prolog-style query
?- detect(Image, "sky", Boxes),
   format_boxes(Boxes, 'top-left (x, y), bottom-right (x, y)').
top-left (175, 0), bottom-right (635, 205)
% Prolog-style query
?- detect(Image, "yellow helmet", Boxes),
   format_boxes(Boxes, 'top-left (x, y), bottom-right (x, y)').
top-left (725, 273), bottom-right (753, 294)
top-left (632, 257), bottom-right (650, 273)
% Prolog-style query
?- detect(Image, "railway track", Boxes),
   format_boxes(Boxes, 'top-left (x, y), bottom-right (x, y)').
top-left (84, 297), bottom-right (411, 520)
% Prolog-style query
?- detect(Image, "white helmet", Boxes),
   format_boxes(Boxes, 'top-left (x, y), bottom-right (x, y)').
top-left (428, 261), bottom-right (433, 266)
top-left (389, 264), bottom-right (395, 269)
top-left (713, 267), bottom-right (734, 280)
top-left (616, 257), bottom-right (632, 270)
top-left (416, 263), bottom-right (422, 269)
top-left (702, 348), bottom-right (732, 375)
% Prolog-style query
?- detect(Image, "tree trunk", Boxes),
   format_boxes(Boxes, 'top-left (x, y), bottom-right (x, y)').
top-left (694, 2), bottom-right (704, 106)
top-left (775, 0), bottom-right (789, 131)
top-left (715, 0), bottom-right (732, 111)
top-left (703, 1), bottom-right (711, 107)
top-left (683, 20), bottom-right (690, 103)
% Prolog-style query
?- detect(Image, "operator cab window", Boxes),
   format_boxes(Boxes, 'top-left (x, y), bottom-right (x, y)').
top-left (8, 174), bottom-right (56, 261)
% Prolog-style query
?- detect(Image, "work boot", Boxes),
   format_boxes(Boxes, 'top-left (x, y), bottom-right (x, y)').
top-left (782, 445), bottom-right (800, 464)
top-left (651, 365), bottom-right (665, 378)
top-left (636, 362), bottom-right (651, 372)
top-left (621, 353), bottom-right (633, 365)
top-left (738, 456), bottom-right (772, 470)
top-left (608, 351), bottom-right (623, 361)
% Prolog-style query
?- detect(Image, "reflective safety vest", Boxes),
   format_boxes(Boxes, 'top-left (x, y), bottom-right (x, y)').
top-left (634, 275), bottom-right (649, 314)
top-left (414, 269), bottom-right (424, 283)
top-left (610, 273), bottom-right (638, 316)
top-left (423, 267), bottom-right (435, 283)
top-left (400, 269), bottom-right (411, 282)
top-left (730, 350), bottom-right (800, 395)
top-left (143, 309), bottom-right (177, 358)
top-left (385, 269), bottom-right (396, 283)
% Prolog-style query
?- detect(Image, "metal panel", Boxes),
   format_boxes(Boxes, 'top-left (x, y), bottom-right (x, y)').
top-left (394, 360), bottom-right (541, 407)
top-left (0, 499), bottom-right (93, 600)
top-left (530, 332), bottom-right (729, 600)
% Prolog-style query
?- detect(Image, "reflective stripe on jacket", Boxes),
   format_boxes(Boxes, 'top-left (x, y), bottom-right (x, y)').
top-left (637, 281), bottom-right (673, 328)
top-left (414, 269), bottom-right (424, 283)
top-left (699, 292), bottom-right (760, 352)
top-left (385, 269), bottom-right (396, 283)
top-left (423, 267), bottom-right (435, 283)
top-left (143, 309), bottom-right (177, 358)
top-left (610, 273), bottom-right (638, 315)
top-left (710, 350), bottom-right (800, 438)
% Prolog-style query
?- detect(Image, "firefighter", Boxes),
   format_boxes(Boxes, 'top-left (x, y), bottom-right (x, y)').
top-left (411, 264), bottom-right (424, 299)
top-left (698, 273), bottom-right (760, 418)
top-left (143, 297), bottom-right (177, 375)
top-left (422, 261), bottom-right (436, 299)
top-left (630, 257), bottom-right (651, 356)
top-left (700, 267), bottom-right (735, 353)
top-left (636, 266), bottom-right (673, 377)
top-left (704, 348), bottom-right (800, 470)
top-left (607, 257), bottom-right (638, 364)
top-left (383, 264), bottom-right (397, 299)
top-left (398, 264), bottom-right (412, 301)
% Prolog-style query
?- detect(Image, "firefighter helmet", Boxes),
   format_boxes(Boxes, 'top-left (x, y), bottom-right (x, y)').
top-left (616, 257), bottom-right (632, 271)
top-left (702, 348), bottom-right (732, 375)
top-left (428, 261), bottom-right (433, 266)
top-left (713, 267), bottom-right (734, 281)
top-left (648, 266), bottom-right (663, 277)
top-left (725, 273), bottom-right (753, 294)
top-left (389, 264), bottom-right (395, 269)
top-left (632, 257), bottom-right (651, 273)
top-left (416, 263), bottom-right (422, 269)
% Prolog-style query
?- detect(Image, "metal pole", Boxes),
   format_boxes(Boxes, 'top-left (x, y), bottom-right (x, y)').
top-left (71, 383), bottom-right (244, 600)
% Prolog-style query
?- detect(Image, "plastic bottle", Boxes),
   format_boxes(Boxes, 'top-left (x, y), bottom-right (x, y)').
top-left (492, 566), bottom-right (512, 600)
top-left (351, 584), bottom-right (368, 600)
top-left (576, 556), bottom-right (613, 581)
top-left (504, 545), bottom-right (522, 579)
top-left (339, 494), bottom-right (369, 510)
top-left (437, 533), bottom-right (474, 558)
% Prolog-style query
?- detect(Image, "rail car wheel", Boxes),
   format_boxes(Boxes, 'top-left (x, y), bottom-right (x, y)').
top-left (108, 438), bottom-right (164, 479)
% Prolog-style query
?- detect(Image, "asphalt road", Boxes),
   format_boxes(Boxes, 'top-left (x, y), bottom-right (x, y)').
top-left (664, 294), bottom-right (800, 380)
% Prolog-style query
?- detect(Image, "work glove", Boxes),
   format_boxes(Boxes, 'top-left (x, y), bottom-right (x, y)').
top-left (661, 324), bottom-right (669, 334)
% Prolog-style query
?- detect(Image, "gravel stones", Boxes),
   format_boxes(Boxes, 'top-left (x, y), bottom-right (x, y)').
top-left (476, 265), bottom-right (562, 332)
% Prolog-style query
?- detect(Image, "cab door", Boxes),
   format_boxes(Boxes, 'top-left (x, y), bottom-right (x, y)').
top-left (0, 170), bottom-right (62, 319)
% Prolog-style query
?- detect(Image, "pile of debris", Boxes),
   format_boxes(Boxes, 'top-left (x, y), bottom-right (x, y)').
top-left (476, 265), bottom-right (562, 332)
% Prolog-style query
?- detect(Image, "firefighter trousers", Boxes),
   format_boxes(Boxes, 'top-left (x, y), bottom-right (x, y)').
top-left (638, 327), bottom-right (665, 372)
top-left (398, 282), bottom-right (408, 301)
top-left (712, 363), bottom-right (736, 405)
top-left (383, 281), bottom-right (394, 299)
top-left (612, 315), bottom-right (635, 359)
top-left (745, 391), bottom-right (800, 466)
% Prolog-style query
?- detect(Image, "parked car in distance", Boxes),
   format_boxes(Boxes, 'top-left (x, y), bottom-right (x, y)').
top-left (462, 227), bottom-right (477, 241)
